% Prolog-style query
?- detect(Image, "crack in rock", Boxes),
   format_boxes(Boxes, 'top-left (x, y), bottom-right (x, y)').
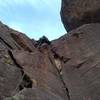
top-left (0, 37), bottom-right (13, 49)
top-left (8, 50), bottom-right (33, 94)
top-left (49, 52), bottom-right (71, 100)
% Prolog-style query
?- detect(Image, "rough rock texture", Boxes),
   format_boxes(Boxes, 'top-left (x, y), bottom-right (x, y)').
top-left (0, 1), bottom-right (100, 100)
top-left (52, 23), bottom-right (100, 100)
top-left (1, 22), bottom-right (100, 100)
top-left (61, 0), bottom-right (100, 31)
top-left (0, 22), bottom-right (68, 100)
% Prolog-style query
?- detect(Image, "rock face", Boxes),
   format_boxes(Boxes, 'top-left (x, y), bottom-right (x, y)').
top-left (52, 23), bottom-right (100, 100)
top-left (1, 23), bottom-right (100, 100)
top-left (61, 0), bottom-right (100, 31)
top-left (0, 1), bottom-right (100, 100)
top-left (0, 22), bottom-right (68, 100)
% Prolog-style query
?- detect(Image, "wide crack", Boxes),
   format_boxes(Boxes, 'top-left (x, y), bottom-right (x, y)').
top-left (19, 70), bottom-right (33, 91)
top-left (8, 50), bottom-right (33, 92)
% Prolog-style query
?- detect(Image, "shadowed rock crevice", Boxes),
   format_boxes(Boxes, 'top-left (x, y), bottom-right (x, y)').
top-left (19, 70), bottom-right (33, 91)
top-left (8, 50), bottom-right (33, 92)
top-left (0, 37), bottom-right (13, 49)
top-left (52, 50), bottom-right (71, 64)
top-left (49, 51), bottom-right (70, 100)
top-left (76, 61), bottom-right (86, 69)
top-left (58, 71), bottom-right (70, 100)
top-left (8, 50), bottom-right (23, 69)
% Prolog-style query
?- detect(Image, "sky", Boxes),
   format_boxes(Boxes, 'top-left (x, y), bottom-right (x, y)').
top-left (0, 0), bottom-right (66, 40)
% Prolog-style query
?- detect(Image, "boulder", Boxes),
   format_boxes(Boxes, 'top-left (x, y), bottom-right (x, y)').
top-left (61, 0), bottom-right (100, 31)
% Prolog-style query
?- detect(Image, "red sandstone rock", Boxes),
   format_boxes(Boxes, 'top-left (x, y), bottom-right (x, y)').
top-left (0, 1), bottom-right (100, 99)
top-left (61, 0), bottom-right (100, 31)
top-left (52, 23), bottom-right (100, 100)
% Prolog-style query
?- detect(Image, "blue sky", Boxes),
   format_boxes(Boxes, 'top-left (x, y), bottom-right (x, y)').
top-left (0, 0), bottom-right (66, 40)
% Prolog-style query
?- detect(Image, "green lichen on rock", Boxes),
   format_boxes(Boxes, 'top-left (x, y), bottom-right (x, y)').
top-left (4, 55), bottom-right (13, 65)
